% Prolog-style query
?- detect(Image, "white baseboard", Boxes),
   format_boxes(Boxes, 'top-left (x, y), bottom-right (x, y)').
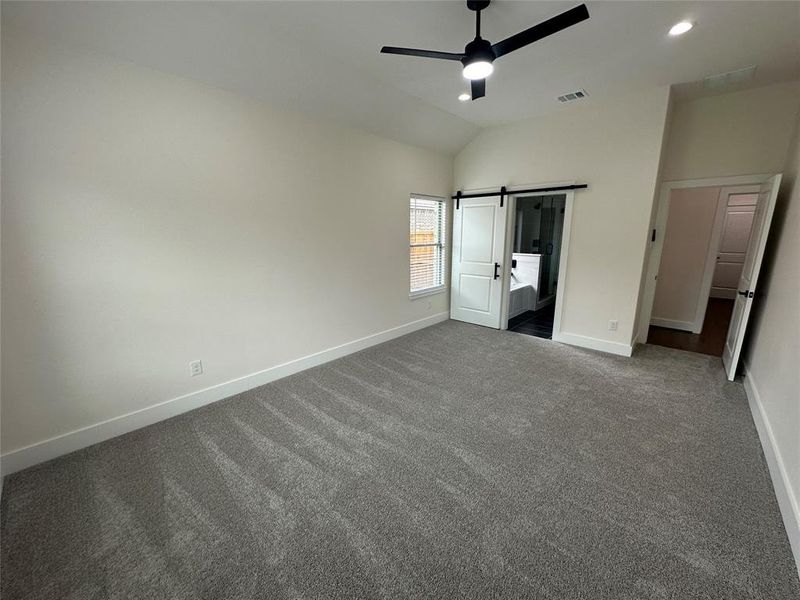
top-left (742, 366), bottom-right (800, 577)
top-left (553, 332), bottom-right (633, 357)
top-left (650, 317), bottom-right (695, 332)
top-left (0, 312), bottom-right (450, 477)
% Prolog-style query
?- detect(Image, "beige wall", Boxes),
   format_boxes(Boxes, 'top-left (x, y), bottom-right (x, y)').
top-left (1, 35), bottom-right (453, 455)
top-left (455, 87), bottom-right (671, 350)
top-left (743, 111), bottom-right (800, 563)
top-left (662, 81), bottom-right (800, 182)
top-left (651, 187), bottom-right (721, 329)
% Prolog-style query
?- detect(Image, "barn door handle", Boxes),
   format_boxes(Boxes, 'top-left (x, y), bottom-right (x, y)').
top-left (494, 263), bottom-right (500, 280)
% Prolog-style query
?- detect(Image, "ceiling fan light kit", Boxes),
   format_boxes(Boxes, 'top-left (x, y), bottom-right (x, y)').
top-left (461, 38), bottom-right (495, 80)
top-left (381, 1), bottom-right (590, 101)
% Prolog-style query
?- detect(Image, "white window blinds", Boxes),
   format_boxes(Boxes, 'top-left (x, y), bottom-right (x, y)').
top-left (410, 195), bottom-right (446, 294)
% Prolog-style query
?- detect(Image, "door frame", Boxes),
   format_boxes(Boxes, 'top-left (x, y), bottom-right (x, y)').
top-left (637, 174), bottom-right (774, 344)
top-left (499, 183), bottom-right (576, 340)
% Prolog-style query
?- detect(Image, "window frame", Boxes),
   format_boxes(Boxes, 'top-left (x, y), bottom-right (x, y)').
top-left (409, 194), bottom-right (448, 299)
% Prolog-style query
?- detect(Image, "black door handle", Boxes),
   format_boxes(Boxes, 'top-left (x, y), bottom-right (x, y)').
top-left (737, 289), bottom-right (749, 297)
top-left (494, 262), bottom-right (500, 280)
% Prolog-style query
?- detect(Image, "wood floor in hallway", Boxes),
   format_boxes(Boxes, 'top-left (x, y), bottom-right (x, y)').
top-left (647, 298), bottom-right (735, 356)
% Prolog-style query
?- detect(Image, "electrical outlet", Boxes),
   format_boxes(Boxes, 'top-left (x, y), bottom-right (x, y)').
top-left (189, 360), bottom-right (203, 377)
top-left (608, 320), bottom-right (618, 332)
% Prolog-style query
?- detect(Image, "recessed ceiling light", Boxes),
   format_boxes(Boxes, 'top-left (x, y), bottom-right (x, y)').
top-left (458, 93), bottom-right (471, 102)
top-left (669, 21), bottom-right (693, 36)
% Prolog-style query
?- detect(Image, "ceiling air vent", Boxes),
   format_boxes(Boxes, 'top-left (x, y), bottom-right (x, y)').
top-left (704, 65), bottom-right (757, 90)
top-left (557, 89), bottom-right (588, 103)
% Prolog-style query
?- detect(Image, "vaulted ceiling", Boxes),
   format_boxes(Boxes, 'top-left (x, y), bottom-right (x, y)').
top-left (5, 1), bottom-right (799, 154)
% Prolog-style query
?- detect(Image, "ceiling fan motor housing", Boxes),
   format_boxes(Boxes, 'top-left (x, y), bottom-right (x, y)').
top-left (462, 37), bottom-right (495, 67)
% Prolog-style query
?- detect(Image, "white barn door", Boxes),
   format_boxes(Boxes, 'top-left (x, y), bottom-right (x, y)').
top-left (450, 196), bottom-right (507, 328)
top-left (722, 174), bottom-right (782, 381)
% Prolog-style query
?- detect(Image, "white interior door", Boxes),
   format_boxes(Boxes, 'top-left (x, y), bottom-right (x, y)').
top-left (450, 196), bottom-right (507, 328)
top-left (711, 194), bottom-right (757, 298)
top-left (722, 174), bottom-right (782, 380)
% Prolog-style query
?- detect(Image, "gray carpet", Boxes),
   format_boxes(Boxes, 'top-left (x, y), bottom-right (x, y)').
top-left (2, 320), bottom-right (798, 599)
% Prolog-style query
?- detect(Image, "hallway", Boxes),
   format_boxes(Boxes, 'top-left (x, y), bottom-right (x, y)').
top-left (647, 298), bottom-right (735, 356)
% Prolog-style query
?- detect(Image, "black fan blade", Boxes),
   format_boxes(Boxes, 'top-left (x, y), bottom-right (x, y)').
top-left (491, 4), bottom-right (589, 58)
top-left (471, 79), bottom-right (486, 100)
top-left (381, 46), bottom-right (465, 61)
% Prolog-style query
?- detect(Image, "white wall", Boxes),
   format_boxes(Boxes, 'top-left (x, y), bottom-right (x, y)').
top-left (0, 34), bottom-right (453, 461)
top-left (651, 187), bottom-right (720, 330)
top-left (662, 81), bottom-right (800, 182)
top-left (743, 111), bottom-right (800, 571)
top-left (455, 87), bottom-right (671, 352)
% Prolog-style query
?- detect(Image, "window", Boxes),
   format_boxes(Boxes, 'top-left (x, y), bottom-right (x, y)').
top-left (409, 195), bottom-right (446, 296)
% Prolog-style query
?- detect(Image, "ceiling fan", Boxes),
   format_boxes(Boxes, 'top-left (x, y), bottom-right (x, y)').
top-left (381, 1), bottom-right (590, 101)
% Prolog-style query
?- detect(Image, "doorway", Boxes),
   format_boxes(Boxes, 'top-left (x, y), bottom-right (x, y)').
top-left (640, 174), bottom-right (781, 379)
top-left (648, 186), bottom-right (758, 356)
top-left (449, 184), bottom-right (575, 340)
top-left (506, 194), bottom-right (567, 339)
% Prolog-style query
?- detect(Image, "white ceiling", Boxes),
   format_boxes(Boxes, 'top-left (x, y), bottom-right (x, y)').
top-left (4, 1), bottom-right (800, 155)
